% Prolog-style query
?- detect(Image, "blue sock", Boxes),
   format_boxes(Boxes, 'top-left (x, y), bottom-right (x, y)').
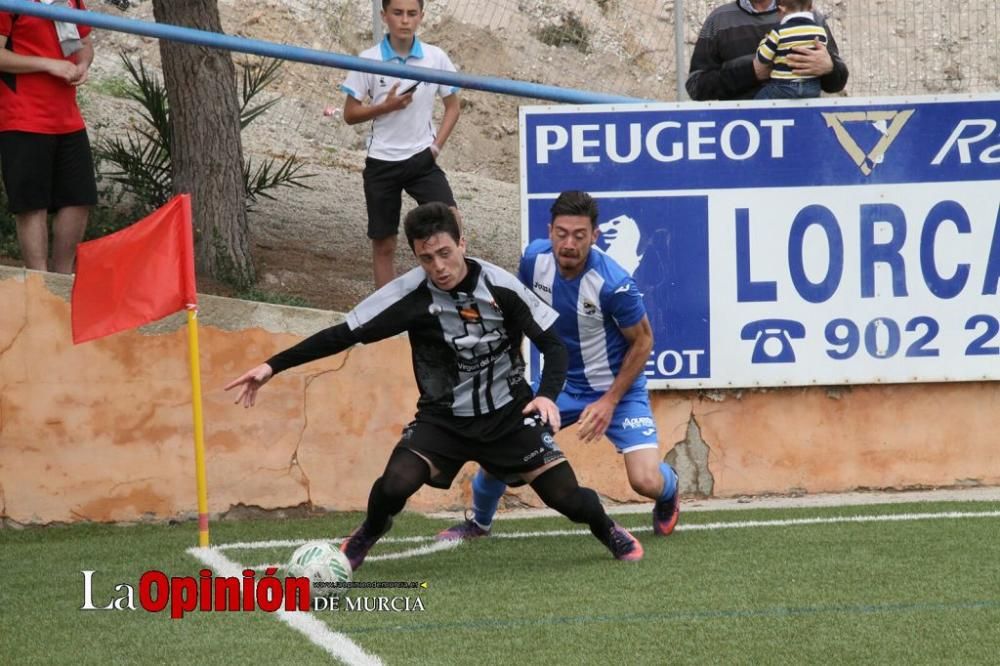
top-left (658, 462), bottom-right (677, 502)
top-left (471, 469), bottom-right (507, 529)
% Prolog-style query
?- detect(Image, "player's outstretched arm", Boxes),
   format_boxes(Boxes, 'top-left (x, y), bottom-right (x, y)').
top-left (224, 363), bottom-right (274, 408)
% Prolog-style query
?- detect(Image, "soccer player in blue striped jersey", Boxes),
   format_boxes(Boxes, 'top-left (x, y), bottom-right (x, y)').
top-left (439, 191), bottom-right (680, 541)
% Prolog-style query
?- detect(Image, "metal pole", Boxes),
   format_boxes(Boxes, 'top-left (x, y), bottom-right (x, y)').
top-left (0, 0), bottom-right (650, 104)
top-left (674, 0), bottom-right (687, 101)
top-left (372, 0), bottom-right (383, 43)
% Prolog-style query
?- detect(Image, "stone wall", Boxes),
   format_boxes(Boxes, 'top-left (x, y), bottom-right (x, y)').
top-left (1, 266), bottom-right (997, 524)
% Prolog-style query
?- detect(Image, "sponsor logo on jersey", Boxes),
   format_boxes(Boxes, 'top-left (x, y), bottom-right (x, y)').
top-left (621, 416), bottom-right (656, 430)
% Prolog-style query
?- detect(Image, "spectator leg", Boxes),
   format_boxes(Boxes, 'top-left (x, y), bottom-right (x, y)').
top-left (50, 205), bottom-right (89, 274)
top-left (372, 235), bottom-right (397, 288)
top-left (15, 210), bottom-right (49, 272)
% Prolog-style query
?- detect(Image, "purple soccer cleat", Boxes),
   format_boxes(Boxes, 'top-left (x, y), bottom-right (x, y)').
top-left (607, 523), bottom-right (644, 561)
top-left (436, 517), bottom-right (491, 541)
top-left (653, 492), bottom-right (680, 536)
top-left (339, 517), bottom-right (392, 571)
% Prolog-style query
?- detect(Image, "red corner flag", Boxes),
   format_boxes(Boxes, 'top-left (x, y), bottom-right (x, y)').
top-left (72, 195), bottom-right (197, 344)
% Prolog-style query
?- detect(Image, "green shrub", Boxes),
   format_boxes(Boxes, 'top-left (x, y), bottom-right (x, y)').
top-left (94, 51), bottom-right (314, 216)
top-left (536, 11), bottom-right (591, 53)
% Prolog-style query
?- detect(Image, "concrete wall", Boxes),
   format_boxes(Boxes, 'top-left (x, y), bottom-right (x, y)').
top-left (1, 265), bottom-right (998, 524)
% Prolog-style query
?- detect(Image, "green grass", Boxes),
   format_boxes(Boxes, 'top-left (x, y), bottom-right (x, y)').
top-left (2, 501), bottom-right (999, 664)
top-left (89, 74), bottom-right (134, 100)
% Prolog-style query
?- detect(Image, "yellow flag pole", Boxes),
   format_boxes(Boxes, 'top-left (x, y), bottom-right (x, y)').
top-left (186, 307), bottom-right (210, 547)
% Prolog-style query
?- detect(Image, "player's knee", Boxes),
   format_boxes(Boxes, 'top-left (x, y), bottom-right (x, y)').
top-left (377, 471), bottom-right (419, 502)
top-left (628, 469), bottom-right (662, 500)
top-left (555, 486), bottom-right (602, 524)
top-left (536, 480), bottom-right (601, 524)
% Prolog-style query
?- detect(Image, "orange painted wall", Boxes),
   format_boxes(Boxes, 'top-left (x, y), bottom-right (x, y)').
top-left (1, 268), bottom-right (998, 524)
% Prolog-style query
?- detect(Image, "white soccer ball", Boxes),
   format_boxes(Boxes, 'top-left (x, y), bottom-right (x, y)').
top-left (286, 540), bottom-right (352, 599)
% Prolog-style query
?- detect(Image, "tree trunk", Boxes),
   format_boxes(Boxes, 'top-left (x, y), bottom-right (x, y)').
top-left (152, 0), bottom-right (254, 288)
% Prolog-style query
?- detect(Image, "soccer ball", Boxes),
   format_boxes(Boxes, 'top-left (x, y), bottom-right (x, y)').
top-left (286, 540), bottom-right (352, 599)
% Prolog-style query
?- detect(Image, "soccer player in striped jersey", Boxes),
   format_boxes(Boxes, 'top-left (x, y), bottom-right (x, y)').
top-left (439, 191), bottom-right (680, 541)
top-left (225, 202), bottom-right (643, 567)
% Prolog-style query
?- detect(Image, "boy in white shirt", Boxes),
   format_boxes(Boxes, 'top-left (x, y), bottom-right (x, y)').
top-left (341, 0), bottom-right (461, 288)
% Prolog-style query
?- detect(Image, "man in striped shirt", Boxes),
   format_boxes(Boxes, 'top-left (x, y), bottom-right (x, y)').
top-left (225, 202), bottom-right (644, 567)
top-left (686, 0), bottom-right (847, 101)
top-left (755, 0), bottom-right (827, 99)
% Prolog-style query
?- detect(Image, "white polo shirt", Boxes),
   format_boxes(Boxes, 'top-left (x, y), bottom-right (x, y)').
top-left (341, 36), bottom-right (460, 162)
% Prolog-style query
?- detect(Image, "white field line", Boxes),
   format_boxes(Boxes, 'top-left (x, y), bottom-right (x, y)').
top-left (426, 486), bottom-right (1000, 521)
top-left (479, 509), bottom-right (1000, 540)
top-left (215, 509), bottom-right (1000, 551)
top-left (216, 535), bottom-right (430, 551)
top-left (188, 547), bottom-right (383, 666)
top-left (367, 539), bottom-right (461, 561)
top-left (249, 540), bottom-right (463, 571)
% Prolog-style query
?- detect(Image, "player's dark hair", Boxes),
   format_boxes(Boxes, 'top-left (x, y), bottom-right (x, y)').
top-left (550, 190), bottom-right (599, 229)
top-left (404, 202), bottom-right (460, 249)
top-left (382, 0), bottom-right (424, 10)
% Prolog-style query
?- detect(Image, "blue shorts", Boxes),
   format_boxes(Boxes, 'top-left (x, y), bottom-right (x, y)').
top-left (557, 390), bottom-right (659, 454)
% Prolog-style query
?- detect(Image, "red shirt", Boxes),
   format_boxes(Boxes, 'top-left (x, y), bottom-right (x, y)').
top-left (0, 1), bottom-right (92, 134)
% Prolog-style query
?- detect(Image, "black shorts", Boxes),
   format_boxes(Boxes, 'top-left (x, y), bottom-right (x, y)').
top-left (0, 130), bottom-right (98, 214)
top-left (362, 147), bottom-right (456, 240)
top-left (396, 408), bottom-right (566, 489)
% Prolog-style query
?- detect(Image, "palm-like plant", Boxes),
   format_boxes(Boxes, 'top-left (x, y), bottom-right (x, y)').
top-left (95, 51), bottom-right (312, 212)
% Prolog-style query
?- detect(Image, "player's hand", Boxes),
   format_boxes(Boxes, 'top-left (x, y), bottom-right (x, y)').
top-left (523, 396), bottom-right (561, 433)
top-left (382, 82), bottom-right (414, 112)
top-left (224, 363), bottom-right (274, 408)
top-left (787, 38), bottom-right (833, 77)
top-left (46, 59), bottom-right (78, 83)
top-left (576, 395), bottom-right (616, 443)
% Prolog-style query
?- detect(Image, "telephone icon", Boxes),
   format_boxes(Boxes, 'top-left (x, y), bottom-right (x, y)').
top-left (740, 319), bottom-right (805, 363)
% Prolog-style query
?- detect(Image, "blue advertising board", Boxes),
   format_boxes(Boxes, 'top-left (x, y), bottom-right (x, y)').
top-left (520, 94), bottom-right (1000, 388)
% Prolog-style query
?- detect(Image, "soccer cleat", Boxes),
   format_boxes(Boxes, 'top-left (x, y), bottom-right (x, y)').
top-left (436, 516), bottom-right (491, 541)
top-left (339, 517), bottom-right (392, 571)
top-left (607, 523), bottom-right (644, 561)
top-left (652, 492), bottom-right (680, 536)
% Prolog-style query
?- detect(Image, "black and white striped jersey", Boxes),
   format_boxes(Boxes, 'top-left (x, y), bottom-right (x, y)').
top-left (267, 258), bottom-right (568, 419)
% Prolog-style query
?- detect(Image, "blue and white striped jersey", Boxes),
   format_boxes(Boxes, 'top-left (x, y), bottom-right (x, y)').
top-left (519, 239), bottom-right (647, 395)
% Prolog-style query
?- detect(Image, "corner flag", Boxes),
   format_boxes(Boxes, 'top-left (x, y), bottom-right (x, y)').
top-left (71, 194), bottom-right (197, 344)
top-left (70, 194), bottom-right (211, 546)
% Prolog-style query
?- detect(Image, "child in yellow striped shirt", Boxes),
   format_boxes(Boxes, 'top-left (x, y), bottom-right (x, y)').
top-left (755, 0), bottom-right (828, 99)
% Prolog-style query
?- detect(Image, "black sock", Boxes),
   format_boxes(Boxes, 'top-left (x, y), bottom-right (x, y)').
top-left (529, 462), bottom-right (614, 545)
top-left (365, 448), bottom-right (430, 533)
